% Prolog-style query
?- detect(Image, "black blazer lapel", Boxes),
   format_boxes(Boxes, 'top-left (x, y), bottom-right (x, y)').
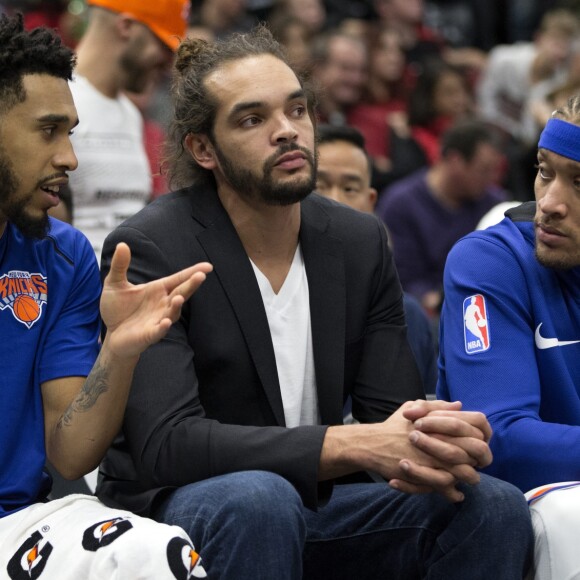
top-left (300, 198), bottom-right (346, 426)
top-left (192, 189), bottom-right (287, 426)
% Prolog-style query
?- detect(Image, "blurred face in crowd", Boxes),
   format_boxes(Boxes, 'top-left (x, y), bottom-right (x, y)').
top-left (447, 142), bottom-right (502, 202)
top-left (536, 29), bottom-right (575, 70)
top-left (375, 0), bottom-right (424, 25)
top-left (316, 139), bottom-right (377, 213)
top-left (120, 20), bottom-right (174, 94)
top-left (0, 74), bottom-right (78, 238)
top-left (371, 29), bottom-right (405, 85)
top-left (433, 70), bottom-right (471, 119)
top-left (286, 0), bottom-right (325, 34)
top-left (318, 36), bottom-right (368, 109)
top-left (279, 20), bottom-right (311, 73)
top-left (534, 147), bottom-right (580, 269)
top-left (189, 54), bottom-right (317, 206)
top-left (214, 0), bottom-right (247, 21)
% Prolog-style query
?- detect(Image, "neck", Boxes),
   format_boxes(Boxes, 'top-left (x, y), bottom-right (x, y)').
top-left (218, 185), bottom-right (301, 293)
top-left (427, 164), bottom-right (461, 210)
top-left (365, 77), bottom-right (392, 103)
top-left (75, 29), bottom-right (123, 98)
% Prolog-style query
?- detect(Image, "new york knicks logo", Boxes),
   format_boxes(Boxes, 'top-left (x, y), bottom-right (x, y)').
top-left (0, 270), bottom-right (47, 329)
top-left (7, 530), bottom-right (53, 579)
top-left (463, 294), bottom-right (490, 354)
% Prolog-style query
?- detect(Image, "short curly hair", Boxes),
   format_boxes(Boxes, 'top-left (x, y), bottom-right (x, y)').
top-left (0, 13), bottom-right (75, 115)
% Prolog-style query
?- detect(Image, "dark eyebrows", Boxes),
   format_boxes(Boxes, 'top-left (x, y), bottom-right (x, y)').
top-left (317, 169), bottom-right (365, 183)
top-left (37, 114), bottom-right (79, 128)
top-left (228, 89), bottom-right (307, 122)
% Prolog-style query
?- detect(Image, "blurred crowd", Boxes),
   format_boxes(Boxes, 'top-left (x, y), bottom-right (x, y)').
top-left (5, 0), bottom-right (580, 342)
top-left (6, 0), bottom-right (580, 196)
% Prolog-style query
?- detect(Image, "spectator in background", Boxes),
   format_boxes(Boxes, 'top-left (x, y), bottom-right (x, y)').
top-left (478, 7), bottom-right (579, 143)
top-left (393, 59), bottom-right (473, 168)
top-left (347, 27), bottom-right (409, 191)
top-left (374, 57), bottom-right (474, 190)
top-left (268, 14), bottom-right (312, 74)
top-left (377, 120), bottom-right (507, 318)
top-left (268, 0), bottom-right (326, 37)
top-left (189, 0), bottom-right (256, 38)
top-left (310, 29), bottom-right (368, 126)
top-left (188, 0), bottom-right (257, 38)
top-left (68, 0), bottom-right (188, 260)
top-left (477, 8), bottom-right (580, 199)
top-left (316, 124), bottom-right (437, 394)
top-left (373, 0), bottom-right (444, 81)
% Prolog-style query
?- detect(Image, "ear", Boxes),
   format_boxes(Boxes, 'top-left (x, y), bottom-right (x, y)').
top-left (368, 187), bottom-right (378, 210)
top-left (185, 133), bottom-right (217, 170)
top-left (116, 13), bottom-right (138, 41)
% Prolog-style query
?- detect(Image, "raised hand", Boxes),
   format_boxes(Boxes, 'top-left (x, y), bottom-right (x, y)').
top-left (100, 242), bottom-right (213, 358)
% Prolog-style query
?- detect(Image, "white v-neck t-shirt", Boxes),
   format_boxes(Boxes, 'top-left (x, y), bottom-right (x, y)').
top-left (250, 245), bottom-right (320, 428)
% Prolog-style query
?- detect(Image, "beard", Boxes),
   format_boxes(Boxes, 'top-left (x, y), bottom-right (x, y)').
top-left (535, 242), bottom-right (580, 270)
top-left (0, 152), bottom-right (49, 239)
top-left (213, 141), bottom-right (317, 206)
top-left (120, 35), bottom-right (160, 95)
top-left (534, 220), bottom-right (580, 270)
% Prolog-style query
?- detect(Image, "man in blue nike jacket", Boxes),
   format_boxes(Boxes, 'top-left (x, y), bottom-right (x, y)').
top-left (438, 95), bottom-right (580, 580)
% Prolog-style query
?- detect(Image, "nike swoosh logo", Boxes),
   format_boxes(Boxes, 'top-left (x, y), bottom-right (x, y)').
top-left (535, 323), bottom-right (580, 350)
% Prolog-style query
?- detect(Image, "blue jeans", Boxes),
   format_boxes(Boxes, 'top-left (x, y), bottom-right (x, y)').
top-left (153, 470), bottom-right (532, 579)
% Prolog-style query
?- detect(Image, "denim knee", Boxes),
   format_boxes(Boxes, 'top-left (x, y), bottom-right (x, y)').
top-left (466, 473), bottom-right (534, 548)
top-left (156, 470), bottom-right (305, 543)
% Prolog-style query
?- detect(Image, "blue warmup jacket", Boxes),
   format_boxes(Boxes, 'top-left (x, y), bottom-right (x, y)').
top-left (438, 202), bottom-right (580, 492)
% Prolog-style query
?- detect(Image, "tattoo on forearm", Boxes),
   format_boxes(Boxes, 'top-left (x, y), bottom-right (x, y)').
top-left (57, 362), bottom-right (109, 429)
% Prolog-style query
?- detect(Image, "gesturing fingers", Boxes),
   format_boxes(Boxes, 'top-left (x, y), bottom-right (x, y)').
top-left (165, 263), bottom-right (213, 298)
top-left (105, 243), bottom-right (132, 287)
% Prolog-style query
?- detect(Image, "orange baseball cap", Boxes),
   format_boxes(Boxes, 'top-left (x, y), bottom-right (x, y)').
top-left (87, 0), bottom-right (190, 51)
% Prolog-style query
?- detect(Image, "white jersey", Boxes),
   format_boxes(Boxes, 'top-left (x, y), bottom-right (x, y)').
top-left (68, 75), bottom-right (152, 260)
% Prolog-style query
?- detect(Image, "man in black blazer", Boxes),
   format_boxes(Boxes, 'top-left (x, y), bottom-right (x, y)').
top-left (97, 25), bottom-right (532, 580)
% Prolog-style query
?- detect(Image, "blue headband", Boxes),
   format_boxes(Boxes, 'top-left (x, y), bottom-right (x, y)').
top-left (538, 117), bottom-right (580, 162)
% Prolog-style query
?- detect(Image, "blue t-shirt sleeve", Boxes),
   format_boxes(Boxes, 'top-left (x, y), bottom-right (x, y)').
top-left (39, 232), bottom-right (101, 383)
top-left (438, 232), bottom-right (580, 491)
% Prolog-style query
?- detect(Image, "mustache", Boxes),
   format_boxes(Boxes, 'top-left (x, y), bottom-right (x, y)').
top-left (535, 218), bottom-right (568, 235)
top-left (36, 172), bottom-right (68, 188)
top-left (264, 143), bottom-right (316, 170)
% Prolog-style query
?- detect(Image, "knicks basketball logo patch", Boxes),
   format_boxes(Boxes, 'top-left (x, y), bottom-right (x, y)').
top-left (0, 270), bottom-right (47, 329)
top-left (463, 294), bottom-right (490, 354)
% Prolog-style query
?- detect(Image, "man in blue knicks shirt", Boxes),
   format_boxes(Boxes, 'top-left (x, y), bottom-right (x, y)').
top-left (0, 13), bottom-right (210, 578)
top-left (438, 96), bottom-right (580, 580)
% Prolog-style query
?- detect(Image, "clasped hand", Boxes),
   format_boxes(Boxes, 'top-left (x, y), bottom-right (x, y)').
top-left (387, 400), bottom-right (493, 502)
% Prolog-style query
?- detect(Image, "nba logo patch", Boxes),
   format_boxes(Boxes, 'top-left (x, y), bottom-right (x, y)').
top-left (463, 294), bottom-right (490, 354)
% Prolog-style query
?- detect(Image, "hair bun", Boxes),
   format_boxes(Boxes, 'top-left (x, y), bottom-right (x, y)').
top-left (175, 38), bottom-right (208, 74)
